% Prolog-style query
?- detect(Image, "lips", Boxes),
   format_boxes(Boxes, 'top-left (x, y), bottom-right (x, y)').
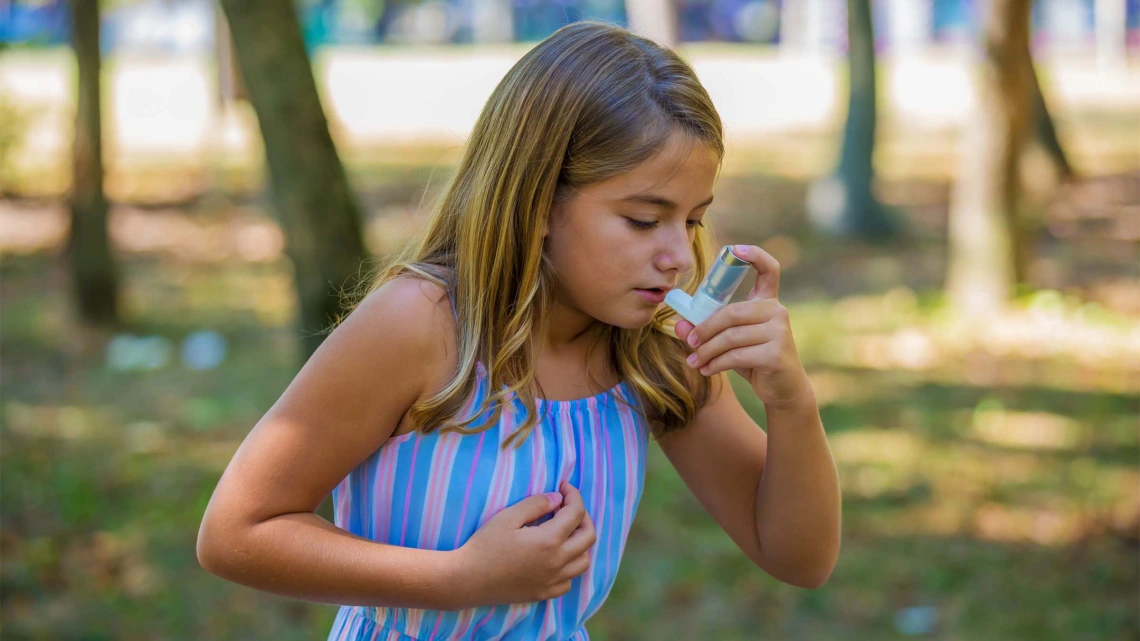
top-left (634, 287), bottom-right (670, 304)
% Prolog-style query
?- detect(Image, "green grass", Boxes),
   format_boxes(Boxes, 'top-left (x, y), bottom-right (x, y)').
top-left (2, 145), bottom-right (1138, 639)
top-left (2, 241), bottom-right (1136, 639)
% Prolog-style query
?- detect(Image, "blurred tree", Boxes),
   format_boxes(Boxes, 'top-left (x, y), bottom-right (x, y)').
top-left (807, 0), bottom-right (901, 240)
top-left (214, 5), bottom-right (246, 106)
top-left (65, 0), bottom-right (120, 327)
top-left (219, 0), bottom-right (368, 363)
top-left (946, 0), bottom-right (1034, 316)
top-left (1025, 55), bottom-right (1072, 181)
top-left (626, 0), bottom-right (678, 48)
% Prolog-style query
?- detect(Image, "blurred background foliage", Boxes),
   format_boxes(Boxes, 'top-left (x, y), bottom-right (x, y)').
top-left (1, 0), bottom-right (1138, 639)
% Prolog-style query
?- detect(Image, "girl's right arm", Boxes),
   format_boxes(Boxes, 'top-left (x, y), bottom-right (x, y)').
top-left (196, 277), bottom-right (466, 609)
top-left (196, 278), bottom-right (597, 610)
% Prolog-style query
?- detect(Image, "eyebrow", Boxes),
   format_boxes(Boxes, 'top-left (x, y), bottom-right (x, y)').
top-left (620, 193), bottom-right (715, 211)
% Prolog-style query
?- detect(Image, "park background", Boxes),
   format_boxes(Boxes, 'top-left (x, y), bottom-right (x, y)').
top-left (1, 0), bottom-right (1138, 639)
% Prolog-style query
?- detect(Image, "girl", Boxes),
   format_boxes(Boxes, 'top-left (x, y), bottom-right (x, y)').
top-left (197, 20), bottom-right (841, 640)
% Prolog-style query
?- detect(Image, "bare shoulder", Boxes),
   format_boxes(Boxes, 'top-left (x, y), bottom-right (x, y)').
top-left (350, 275), bottom-right (455, 353)
top-left (198, 275), bottom-right (457, 535)
top-left (344, 275), bottom-right (462, 426)
top-left (345, 275), bottom-right (460, 398)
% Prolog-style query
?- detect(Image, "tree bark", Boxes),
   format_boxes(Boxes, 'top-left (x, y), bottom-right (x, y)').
top-left (1025, 55), bottom-right (1072, 180)
top-left (66, 0), bottom-right (119, 327)
top-left (808, 0), bottom-right (900, 239)
top-left (946, 0), bottom-right (1034, 316)
top-left (218, 0), bottom-right (368, 363)
top-left (214, 6), bottom-right (247, 106)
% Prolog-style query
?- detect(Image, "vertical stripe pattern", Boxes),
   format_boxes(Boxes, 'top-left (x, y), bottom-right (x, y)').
top-left (327, 345), bottom-right (649, 640)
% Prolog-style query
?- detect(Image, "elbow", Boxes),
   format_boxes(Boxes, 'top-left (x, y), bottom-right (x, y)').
top-left (786, 564), bottom-right (835, 590)
top-left (760, 561), bottom-right (835, 590)
top-left (754, 548), bottom-right (838, 590)
top-left (196, 521), bottom-right (223, 575)
top-left (196, 515), bottom-right (239, 578)
top-left (784, 544), bottom-right (840, 589)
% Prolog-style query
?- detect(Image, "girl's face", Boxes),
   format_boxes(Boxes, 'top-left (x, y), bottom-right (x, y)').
top-left (544, 132), bottom-right (719, 336)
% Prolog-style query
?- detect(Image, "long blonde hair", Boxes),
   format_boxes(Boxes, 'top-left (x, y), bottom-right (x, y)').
top-left (342, 20), bottom-right (724, 447)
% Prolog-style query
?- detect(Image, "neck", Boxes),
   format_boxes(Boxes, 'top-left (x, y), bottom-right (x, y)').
top-left (537, 298), bottom-right (604, 357)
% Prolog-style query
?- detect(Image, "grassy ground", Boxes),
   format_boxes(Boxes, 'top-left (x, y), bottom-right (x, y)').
top-left (1, 161), bottom-right (1138, 639)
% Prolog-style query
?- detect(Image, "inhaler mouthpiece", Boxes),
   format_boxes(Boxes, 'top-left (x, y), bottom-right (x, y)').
top-left (665, 245), bottom-right (751, 325)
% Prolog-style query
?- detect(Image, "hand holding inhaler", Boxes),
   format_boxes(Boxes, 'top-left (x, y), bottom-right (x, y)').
top-left (668, 244), bottom-right (813, 411)
top-left (665, 245), bottom-right (752, 325)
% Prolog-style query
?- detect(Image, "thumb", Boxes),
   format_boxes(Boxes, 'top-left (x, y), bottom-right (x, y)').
top-left (674, 319), bottom-right (695, 342)
top-left (503, 492), bottom-right (562, 527)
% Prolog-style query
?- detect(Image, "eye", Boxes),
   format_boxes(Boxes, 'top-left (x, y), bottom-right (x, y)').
top-left (625, 218), bottom-right (706, 231)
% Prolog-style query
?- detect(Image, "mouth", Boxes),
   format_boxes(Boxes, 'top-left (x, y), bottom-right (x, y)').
top-left (634, 287), bottom-right (671, 304)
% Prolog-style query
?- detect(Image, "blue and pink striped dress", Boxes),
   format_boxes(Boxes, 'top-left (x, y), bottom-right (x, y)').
top-left (326, 295), bottom-right (650, 640)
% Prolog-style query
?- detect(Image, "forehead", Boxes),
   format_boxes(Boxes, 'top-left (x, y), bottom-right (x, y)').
top-left (585, 133), bottom-right (720, 202)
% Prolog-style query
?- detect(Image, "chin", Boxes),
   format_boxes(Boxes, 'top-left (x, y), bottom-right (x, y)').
top-left (601, 307), bottom-right (658, 330)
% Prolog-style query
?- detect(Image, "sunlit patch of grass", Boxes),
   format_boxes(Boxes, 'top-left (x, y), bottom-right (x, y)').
top-left (789, 287), bottom-right (1140, 394)
top-left (830, 429), bottom-right (928, 465)
top-left (3, 175), bottom-right (1138, 639)
top-left (969, 404), bottom-right (1083, 451)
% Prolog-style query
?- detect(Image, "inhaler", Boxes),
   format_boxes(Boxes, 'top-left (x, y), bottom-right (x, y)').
top-left (664, 245), bottom-right (751, 325)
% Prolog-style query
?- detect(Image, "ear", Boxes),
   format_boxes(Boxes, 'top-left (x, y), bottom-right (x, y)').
top-left (544, 201), bottom-right (561, 239)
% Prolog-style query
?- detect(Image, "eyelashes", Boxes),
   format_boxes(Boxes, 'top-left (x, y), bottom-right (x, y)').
top-left (626, 219), bottom-right (705, 231)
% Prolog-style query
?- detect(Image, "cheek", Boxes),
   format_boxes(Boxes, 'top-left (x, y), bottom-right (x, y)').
top-left (556, 219), bottom-right (620, 264)
top-left (548, 216), bottom-right (640, 297)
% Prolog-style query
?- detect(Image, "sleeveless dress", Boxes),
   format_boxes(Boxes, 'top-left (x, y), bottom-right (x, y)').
top-left (326, 293), bottom-right (650, 640)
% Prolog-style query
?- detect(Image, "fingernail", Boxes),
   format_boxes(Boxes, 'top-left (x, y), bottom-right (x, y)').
top-left (687, 333), bottom-right (699, 347)
top-left (544, 492), bottom-right (562, 506)
top-left (687, 354), bottom-right (698, 366)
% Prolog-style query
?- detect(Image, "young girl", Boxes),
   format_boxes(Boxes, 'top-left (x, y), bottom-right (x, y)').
top-left (197, 20), bottom-right (841, 640)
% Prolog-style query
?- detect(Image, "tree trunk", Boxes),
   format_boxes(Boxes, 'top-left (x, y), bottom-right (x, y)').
top-left (218, 0), bottom-right (368, 363)
top-left (66, 0), bottom-right (119, 327)
top-left (1025, 54), bottom-right (1072, 180)
top-left (807, 0), bottom-right (900, 239)
top-left (625, 0), bottom-right (678, 48)
top-left (214, 6), bottom-right (247, 106)
top-left (946, 0), bottom-right (1034, 316)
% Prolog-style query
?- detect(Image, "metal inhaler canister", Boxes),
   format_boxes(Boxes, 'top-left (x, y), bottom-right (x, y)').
top-left (664, 245), bottom-right (751, 325)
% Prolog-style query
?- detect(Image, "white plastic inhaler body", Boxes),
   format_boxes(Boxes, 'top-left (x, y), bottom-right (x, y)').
top-left (664, 245), bottom-right (751, 325)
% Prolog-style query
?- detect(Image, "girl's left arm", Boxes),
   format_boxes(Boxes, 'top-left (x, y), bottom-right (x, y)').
top-left (657, 245), bottom-right (841, 589)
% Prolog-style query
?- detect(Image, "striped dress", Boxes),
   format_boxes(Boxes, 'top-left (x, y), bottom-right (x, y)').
top-left (326, 298), bottom-right (650, 640)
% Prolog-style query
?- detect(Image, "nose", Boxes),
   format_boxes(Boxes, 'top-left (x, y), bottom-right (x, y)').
top-left (654, 231), bottom-right (695, 277)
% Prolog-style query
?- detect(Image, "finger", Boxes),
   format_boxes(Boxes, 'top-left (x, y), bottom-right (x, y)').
top-left (540, 483), bottom-right (587, 539)
top-left (731, 244), bottom-right (780, 300)
top-left (687, 322), bottom-right (771, 371)
top-left (700, 343), bottom-right (769, 378)
top-left (505, 492), bottom-right (563, 529)
top-left (688, 298), bottom-right (781, 351)
top-left (563, 518), bottom-right (597, 557)
top-left (558, 551), bottom-right (591, 581)
top-left (673, 319), bottom-right (695, 343)
top-left (544, 581), bottom-right (572, 600)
